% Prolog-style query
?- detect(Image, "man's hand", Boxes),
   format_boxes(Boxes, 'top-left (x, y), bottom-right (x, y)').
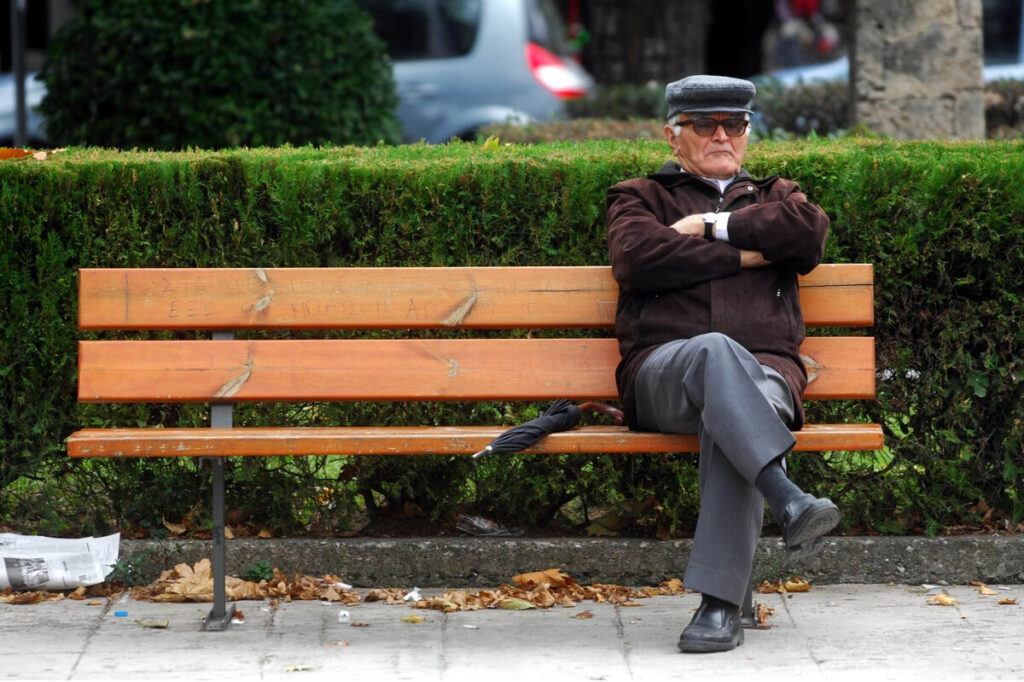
top-left (740, 249), bottom-right (772, 268)
top-left (669, 214), bottom-right (705, 237)
top-left (671, 216), bottom-right (771, 268)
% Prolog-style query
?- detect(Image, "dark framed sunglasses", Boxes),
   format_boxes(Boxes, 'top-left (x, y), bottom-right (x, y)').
top-left (677, 117), bottom-right (749, 137)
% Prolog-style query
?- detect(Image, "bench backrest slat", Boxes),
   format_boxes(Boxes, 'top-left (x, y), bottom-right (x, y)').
top-left (78, 265), bottom-right (873, 330)
top-left (78, 336), bottom-right (875, 403)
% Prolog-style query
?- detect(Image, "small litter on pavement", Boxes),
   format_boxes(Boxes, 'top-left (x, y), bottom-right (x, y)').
top-left (135, 619), bottom-right (169, 629)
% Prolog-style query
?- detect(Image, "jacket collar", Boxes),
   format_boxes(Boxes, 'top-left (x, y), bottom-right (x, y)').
top-left (648, 160), bottom-right (776, 193)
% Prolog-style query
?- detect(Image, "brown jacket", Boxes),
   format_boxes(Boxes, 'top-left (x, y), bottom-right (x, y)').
top-left (606, 161), bottom-right (829, 430)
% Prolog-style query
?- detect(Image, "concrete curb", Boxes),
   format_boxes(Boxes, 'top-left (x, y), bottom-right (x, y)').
top-left (119, 535), bottom-right (1024, 587)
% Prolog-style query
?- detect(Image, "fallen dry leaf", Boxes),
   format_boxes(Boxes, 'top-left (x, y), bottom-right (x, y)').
top-left (573, 610), bottom-right (594, 619)
top-left (365, 588), bottom-right (406, 604)
top-left (978, 585), bottom-right (998, 596)
top-left (756, 602), bottom-right (775, 628)
top-left (659, 578), bottom-right (686, 595)
top-left (401, 613), bottom-right (425, 623)
top-left (162, 517), bottom-right (187, 535)
top-left (0, 589), bottom-right (64, 605)
top-left (150, 593), bottom-right (186, 603)
top-left (512, 568), bottom-right (574, 589)
top-left (0, 148), bottom-right (32, 160)
top-left (758, 576), bottom-right (812, 594)
top-left (498, 597), bottom-right (537, 610)
top-left (784, 577), bottom-right (812, 593)
top-left (927, 593), bottom-right (959, 606)
top-left (997, 598), bottom-right (1018, 605)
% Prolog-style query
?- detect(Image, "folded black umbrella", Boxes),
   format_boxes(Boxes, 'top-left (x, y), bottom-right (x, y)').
top-left (471, 399), bottom-right (624, 458)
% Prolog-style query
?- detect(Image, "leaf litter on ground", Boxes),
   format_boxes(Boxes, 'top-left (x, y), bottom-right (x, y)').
top-left (2, 559), bottom-right (712, 617)
top-left (757, 575), bottom-right (812, 594)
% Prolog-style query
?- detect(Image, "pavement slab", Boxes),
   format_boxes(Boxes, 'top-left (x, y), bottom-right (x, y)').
top-left (1, 584), bottom-right (1022, 681)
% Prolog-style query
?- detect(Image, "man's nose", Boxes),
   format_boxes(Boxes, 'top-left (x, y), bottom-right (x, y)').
top-left (710, 122), bottom-right (730, 141)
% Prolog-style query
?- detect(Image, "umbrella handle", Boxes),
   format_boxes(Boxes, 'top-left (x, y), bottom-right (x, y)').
top-left (578, 402), bottom-right (625, 426)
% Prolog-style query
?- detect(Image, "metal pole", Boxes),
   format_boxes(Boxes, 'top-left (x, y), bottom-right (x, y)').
top-left (203, 330), bottom-right (236, 631)
top-left (11, 0), bottom-right (28, 147)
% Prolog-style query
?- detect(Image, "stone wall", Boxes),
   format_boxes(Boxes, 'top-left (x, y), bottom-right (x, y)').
top-left (852, 0), bottom-right (985, 139)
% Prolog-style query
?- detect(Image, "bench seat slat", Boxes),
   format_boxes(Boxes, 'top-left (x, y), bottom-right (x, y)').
top-left (67, 423), bottom-right (885, 459)
top-left (78, 265), bottom-right (873, 330)
top-left (78, 337), bottom-right (875, 403)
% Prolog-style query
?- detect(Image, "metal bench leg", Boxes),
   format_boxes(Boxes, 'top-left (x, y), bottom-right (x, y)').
top-left (203, 351), bottom-right (235, 632)
top-left (202, 455), bottom-right (235, 631)
top-left (741, 572), bottom-right (757, 629)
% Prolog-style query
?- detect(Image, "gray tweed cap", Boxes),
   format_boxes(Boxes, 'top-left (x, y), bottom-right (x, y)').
top-left (665, 75), bottom-right (756, 120)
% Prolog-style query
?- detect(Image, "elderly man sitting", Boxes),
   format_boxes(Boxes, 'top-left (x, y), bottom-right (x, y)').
top-left (605, 75), bottom-right (839, 653)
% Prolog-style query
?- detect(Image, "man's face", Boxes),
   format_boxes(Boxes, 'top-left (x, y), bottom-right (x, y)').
top-left (663, 112), bottom-right (749, 180)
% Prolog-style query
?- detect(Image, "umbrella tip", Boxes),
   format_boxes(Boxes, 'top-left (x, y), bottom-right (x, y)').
top-left (471, 446), bottom-right (493, 459)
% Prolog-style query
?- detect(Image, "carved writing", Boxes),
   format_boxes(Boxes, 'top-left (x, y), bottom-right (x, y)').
top-left (167, 300), bottom-right (216, 319)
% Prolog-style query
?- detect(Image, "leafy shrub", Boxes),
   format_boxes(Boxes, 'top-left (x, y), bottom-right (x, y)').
top-left (985, 79), bottom-right (1024, 139)
top-left (38, 0), bottom-right (399, 149)
top-left (752, 79), bottom-right (851, 138)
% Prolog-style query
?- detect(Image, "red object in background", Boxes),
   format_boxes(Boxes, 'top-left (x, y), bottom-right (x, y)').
top-left (525, 43), bottom-right (588, 99)
top-left (790, 0), bottom-right (820, 19)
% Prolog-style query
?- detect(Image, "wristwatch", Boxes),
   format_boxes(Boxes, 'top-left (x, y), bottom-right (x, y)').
top-left (702, 212), bottom-right (717, 240)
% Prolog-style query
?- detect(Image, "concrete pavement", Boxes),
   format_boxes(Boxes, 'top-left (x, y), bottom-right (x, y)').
top-left (2, 583), bottom-right (1022, 681)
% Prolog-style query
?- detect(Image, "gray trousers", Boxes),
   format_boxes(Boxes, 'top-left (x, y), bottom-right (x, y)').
top-left (634, 332), bottom-right (797, 605)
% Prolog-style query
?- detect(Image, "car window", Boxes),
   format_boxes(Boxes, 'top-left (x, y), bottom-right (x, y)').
top-left (982, 0), bottom-right (1023, 64)
top-left (526, 0), bottom-right (573, 56)
top-left (355, 0), bottom-right (481, 61)
top-left (438, 0), bottom-right (481, 55)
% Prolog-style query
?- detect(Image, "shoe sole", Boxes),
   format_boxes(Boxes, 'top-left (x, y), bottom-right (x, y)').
top-left (678, 627), bottom-right (744, 653)
top-left (785, 499), bottom-right (839, 559)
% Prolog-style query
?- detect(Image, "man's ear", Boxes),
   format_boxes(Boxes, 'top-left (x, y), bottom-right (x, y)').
top-left (663, 124), bottom-right (678, 151)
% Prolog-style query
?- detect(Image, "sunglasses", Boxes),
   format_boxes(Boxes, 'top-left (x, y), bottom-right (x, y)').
top-left (677, 117), bottom-right (749, 137)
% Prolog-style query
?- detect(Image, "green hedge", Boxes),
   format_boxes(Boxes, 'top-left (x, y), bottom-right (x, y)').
top-left (1, 139), bottom-right (1021, 538)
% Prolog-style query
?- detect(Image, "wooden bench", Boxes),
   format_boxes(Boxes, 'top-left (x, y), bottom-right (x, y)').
top-left (69, 265), bottom-right (882, 630)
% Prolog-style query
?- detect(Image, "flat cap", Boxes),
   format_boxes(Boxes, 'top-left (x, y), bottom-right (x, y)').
top-left (665, 75), bottom-right (756, 119)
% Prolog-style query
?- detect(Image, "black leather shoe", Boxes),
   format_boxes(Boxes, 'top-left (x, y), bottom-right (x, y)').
top-left (781, 493), bottom-right (840, 560)
top-left (677, 599), bottom-right (743, 653)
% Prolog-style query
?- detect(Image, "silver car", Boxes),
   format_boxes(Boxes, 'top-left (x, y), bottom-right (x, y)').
top-left (356, 0), bottom-right (593, 143)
